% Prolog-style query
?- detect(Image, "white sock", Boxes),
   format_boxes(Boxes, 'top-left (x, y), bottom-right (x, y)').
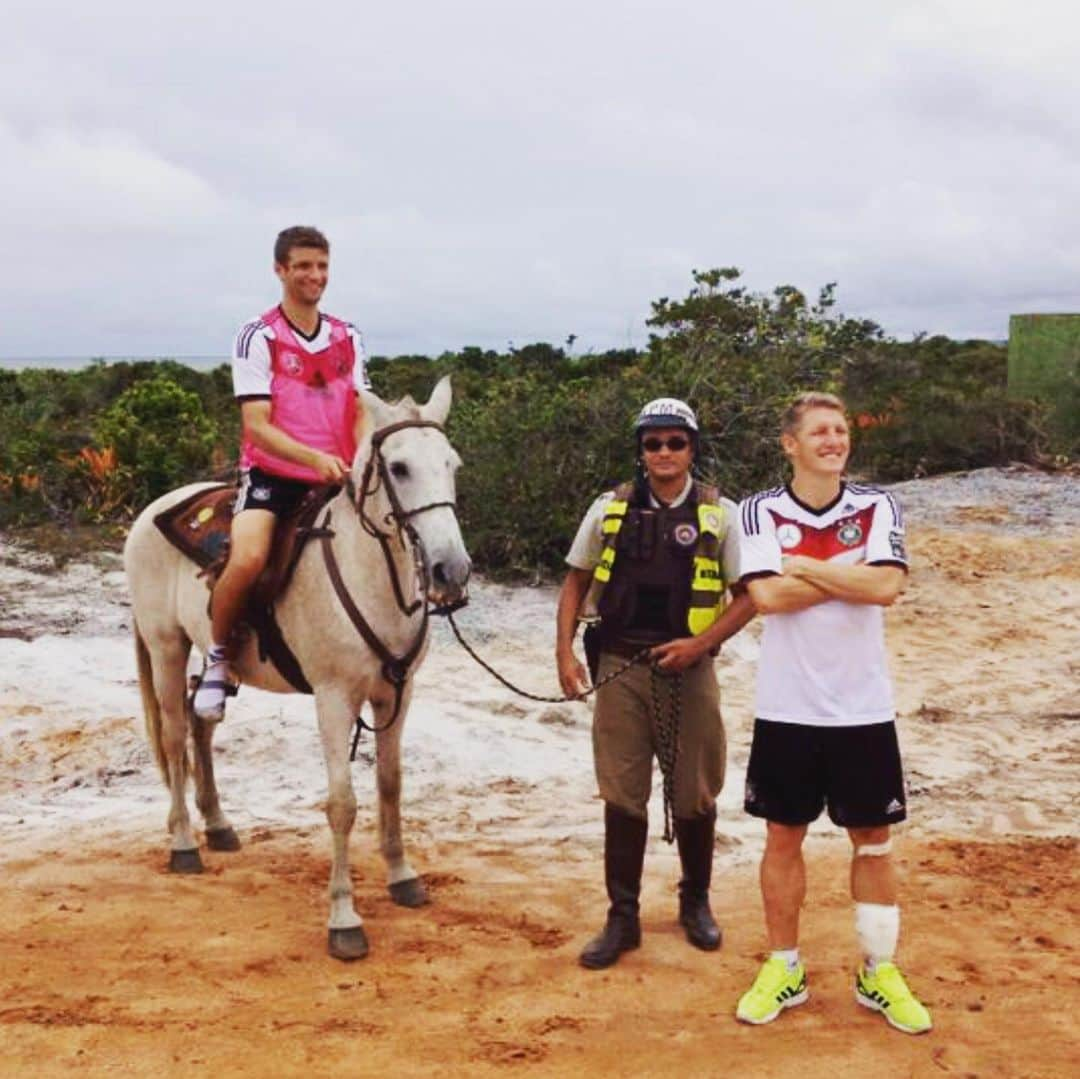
top-left (856, 902), bottom-right (899, 971)
top-left (206, 642), bottom-right (228, 666)
top-left (771, 948), bottom-right (800, 971)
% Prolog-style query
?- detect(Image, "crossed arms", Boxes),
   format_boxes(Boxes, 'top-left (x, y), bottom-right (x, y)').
top-left (747, 555), bottom-right (906, 614)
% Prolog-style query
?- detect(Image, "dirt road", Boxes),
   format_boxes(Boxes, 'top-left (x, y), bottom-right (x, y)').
top-left (1, 827), bottom-right (1075, 1078)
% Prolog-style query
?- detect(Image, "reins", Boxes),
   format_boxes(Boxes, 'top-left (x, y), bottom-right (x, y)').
top-left (443, 610), bottom-right (650, 704)
top-left (317, 418), bottom-right (454, 758)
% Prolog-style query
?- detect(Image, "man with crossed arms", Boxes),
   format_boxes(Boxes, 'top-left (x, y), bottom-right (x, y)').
top-left (734, 391), bottom-right (931, 1035)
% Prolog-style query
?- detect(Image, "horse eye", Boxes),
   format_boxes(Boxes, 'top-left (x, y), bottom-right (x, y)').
top-left (389, 461), bottom-right (410, 480)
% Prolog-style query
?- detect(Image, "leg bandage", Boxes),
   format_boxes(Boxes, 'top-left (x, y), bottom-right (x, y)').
top-left (854, 838), bottom-right (892, 858)
top-left (855, 902), bottom-right (899, 964)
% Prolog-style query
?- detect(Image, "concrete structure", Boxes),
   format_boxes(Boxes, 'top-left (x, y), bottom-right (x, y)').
top-left (1008, 314), bottom-right (1080, 448)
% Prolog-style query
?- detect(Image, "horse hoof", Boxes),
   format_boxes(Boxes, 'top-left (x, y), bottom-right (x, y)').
top-left (328, 927), bottom-right (369, 961)
top-left (206, 827), bottom-right (241, 852)
top-left (169, 848), bottom-right (204, 874)
top-left (389, 877), bottom-right (429, 908)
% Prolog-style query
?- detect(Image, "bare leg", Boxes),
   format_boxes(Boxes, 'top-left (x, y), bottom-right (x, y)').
top-left (761, 821), bottom-right (808, 949)
top-left (374, 681), bottom-right (427, 906)
top-left (209, 509), bottom-right (276, 644)
top-left (316, 686), bottom-right (367, 960)
top-left (848, 825), bottom-right (897, 904)
top-left (194, 509), bottom-right (276, 720)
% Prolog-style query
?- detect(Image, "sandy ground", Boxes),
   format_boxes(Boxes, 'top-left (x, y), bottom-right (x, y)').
top-left (0, 466), bottom-right (1077, 1077)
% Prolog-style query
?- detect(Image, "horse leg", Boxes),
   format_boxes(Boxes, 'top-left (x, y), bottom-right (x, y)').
top-left (147, 633), bottom-right (204, 873)
top-left (375, 681), bottom-right (428, 908)
top-left (190, 712), bottom-right (241, 852)
top-left (317, 687), bottom-right (368, 960)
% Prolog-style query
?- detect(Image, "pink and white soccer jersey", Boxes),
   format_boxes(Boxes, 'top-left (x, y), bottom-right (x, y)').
top-left (738, 483), bottom-right (908, 727)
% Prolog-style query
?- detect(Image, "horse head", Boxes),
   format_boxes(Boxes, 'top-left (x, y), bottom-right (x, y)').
top-left (357, 375), bottom-right (471, 606)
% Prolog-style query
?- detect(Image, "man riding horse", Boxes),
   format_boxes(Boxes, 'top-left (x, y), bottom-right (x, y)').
top-left (194, 225), bottom-right (371, 722)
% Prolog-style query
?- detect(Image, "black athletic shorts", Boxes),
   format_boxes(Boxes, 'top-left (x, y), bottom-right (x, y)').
top-left (744, 718), bottom-right (907, 828)
top-left (234, 466), bottom-right (313, 517)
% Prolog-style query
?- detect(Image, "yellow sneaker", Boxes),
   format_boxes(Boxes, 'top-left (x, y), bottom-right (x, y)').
top-left (856, 961), bottom-right (932, 1034)
top-left (736, 956), bottom-right (809, 1024)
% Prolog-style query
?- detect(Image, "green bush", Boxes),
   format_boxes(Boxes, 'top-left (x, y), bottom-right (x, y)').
top-left (94, 375), bottom-right (218, 504)
top-left (0, 270), bottom-right (1058, 568)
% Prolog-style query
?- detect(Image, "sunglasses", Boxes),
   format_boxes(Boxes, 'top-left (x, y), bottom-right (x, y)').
top-left (642, 435), bottom-right (690, 453)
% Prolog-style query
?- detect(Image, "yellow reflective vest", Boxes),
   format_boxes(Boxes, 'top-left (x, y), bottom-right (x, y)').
top-left (582, 480), bottom-right (728, 639)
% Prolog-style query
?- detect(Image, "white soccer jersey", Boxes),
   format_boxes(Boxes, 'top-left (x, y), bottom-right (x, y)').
top-left (738, 482), bottom-right (908, 727)
top-left (232, 309), bottom-right (371, 398)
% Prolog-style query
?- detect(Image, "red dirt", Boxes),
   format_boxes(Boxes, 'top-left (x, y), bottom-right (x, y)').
top-left (0, 828), bottom-right (1075, 1078)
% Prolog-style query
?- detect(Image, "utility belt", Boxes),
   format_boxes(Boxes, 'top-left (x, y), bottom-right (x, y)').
top-left (582, 625), bottom-right (712, 682)
top-left (599, 637), bottom-right (656, 660)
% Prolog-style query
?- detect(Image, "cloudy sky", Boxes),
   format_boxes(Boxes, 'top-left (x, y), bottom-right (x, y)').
top-left (2, 0), bottom-right (1075, 359)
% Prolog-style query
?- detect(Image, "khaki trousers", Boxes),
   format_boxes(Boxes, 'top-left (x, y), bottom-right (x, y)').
top-left (592, 651), bottom-right (726, 820)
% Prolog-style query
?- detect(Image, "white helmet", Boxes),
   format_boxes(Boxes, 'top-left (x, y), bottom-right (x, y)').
top-left (634, 397), bottom-right (699, 433)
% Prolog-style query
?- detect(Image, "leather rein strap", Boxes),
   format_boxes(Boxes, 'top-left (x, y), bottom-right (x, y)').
top-left (317, 418), bottom-right (454, 753)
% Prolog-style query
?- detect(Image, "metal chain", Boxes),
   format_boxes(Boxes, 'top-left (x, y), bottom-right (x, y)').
top-left (444, 611), bottom-right (650, 703)
top-left (651, 665), bottom-right (683, 844)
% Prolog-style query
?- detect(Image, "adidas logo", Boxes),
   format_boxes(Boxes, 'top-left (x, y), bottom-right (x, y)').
top-left (886, 798), bottom-right (904, 814)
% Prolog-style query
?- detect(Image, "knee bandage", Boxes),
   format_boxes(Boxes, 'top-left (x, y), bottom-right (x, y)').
top-left (854, 838), bottom-right (892, 858)
top-left (855, 902), bottom-right (899, 963)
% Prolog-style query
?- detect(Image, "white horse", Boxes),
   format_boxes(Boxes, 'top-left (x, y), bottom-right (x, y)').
top-left (123, 376), bottom-right (470, 959)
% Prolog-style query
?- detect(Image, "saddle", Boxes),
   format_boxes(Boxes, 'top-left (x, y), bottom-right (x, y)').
top-left (153, 483), bottom-right (340, 693)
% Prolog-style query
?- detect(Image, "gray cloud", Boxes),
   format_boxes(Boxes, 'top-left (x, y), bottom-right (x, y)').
top-left (2, 0), bottom-right (1076, 357)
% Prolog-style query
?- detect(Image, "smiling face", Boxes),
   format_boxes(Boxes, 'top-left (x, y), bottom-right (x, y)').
top-left (781, 405), bottom-right (850, 479)
top-left (275, 246), bottom-right (329, 308)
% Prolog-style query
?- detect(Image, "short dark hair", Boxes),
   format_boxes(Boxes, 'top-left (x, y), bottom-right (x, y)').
top-left (274, 226), bottom-right (329, 267)
top-left (781, 391), bottom-right (846, 436)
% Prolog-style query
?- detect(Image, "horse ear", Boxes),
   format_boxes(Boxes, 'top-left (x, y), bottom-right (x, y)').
top-left (422, 375), bottom-right (452, 426)
top-left (359, 389), bottom-right (391, 435)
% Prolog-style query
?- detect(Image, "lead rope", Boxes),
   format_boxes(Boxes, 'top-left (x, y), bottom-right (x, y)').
top-left (444, 611), bottom-right (650, 703)
top-left (651, 665), bottom-right (683, 844)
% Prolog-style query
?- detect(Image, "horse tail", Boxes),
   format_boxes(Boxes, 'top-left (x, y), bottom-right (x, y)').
top-left (134, 624), bottom-right (169, 780)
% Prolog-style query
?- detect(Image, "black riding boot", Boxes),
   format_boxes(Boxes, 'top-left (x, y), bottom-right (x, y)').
top-left (674, 808), bottom-right (722, 951)
top-left (579, 803), bottom-right (648, 970)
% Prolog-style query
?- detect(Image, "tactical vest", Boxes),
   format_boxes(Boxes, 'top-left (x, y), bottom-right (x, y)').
top-left (582, 480), bottom-right (728, 648)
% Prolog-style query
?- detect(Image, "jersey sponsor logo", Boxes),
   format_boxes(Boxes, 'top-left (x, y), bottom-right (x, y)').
top-left (837, 520), bottom-right (863, 547)
top-left (776, 522), bottom-right (802, 549)
top-left (769, 505), bottom-right (875, 561)
top-left (674, 522), bottom-right (698, 547)
top-left (889, 530), bottom-right (907, 560)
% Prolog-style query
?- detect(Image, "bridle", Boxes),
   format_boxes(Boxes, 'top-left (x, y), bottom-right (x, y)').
top-left (313, 418), bottom-right (462, 752)
top-left (350, 418), bottom-right (458, 615)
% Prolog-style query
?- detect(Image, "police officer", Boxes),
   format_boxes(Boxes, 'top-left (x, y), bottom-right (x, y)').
top-left (555, 398), bottom-right (756, 969)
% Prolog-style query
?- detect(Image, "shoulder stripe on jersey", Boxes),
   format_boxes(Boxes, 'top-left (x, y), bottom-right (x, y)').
top-left (847, 482), bottom-right (903, 527)
top-left (236, 319), bottom-right (266, 359)
top-left (741, 485), bottom-right (783, 535)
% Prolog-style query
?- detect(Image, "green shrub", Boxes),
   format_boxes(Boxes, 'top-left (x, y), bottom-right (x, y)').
top-left (94, 375), bottom-right (218, 503)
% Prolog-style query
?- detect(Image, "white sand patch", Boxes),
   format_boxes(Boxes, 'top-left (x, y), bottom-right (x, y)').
top-left (1, 467), bottom-right (1077, 868)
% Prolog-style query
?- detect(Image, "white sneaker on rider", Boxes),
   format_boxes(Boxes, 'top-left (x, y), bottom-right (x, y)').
top-left (192, 646), bottom-right (233, 721)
